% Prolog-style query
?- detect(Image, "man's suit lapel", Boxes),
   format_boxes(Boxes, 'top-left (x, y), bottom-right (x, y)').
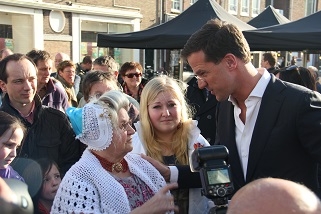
top-left (246, 75), bottom-right (287, 181)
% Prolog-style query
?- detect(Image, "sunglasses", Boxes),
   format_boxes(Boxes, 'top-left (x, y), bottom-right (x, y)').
top-left (124, 73), bottom-right (142, 78)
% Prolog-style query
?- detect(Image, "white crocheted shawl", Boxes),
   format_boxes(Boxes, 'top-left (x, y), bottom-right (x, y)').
top-left (51, 149), bottom-right (167, 214)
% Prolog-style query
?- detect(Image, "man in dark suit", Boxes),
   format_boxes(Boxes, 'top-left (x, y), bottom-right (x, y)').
top-left (180, 18), bottom-right (321, 197)
top-left (260, 52), bottom-right (279, 74)
top-left (186, 76), bottom-right (218, 145)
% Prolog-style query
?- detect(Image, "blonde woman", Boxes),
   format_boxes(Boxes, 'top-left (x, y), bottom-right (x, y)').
top-left (132, 76), bottom-right (210, 214)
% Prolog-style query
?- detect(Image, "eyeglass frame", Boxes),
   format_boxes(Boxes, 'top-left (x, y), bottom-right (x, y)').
top-left (194, 72), bottom-right (209, 83)
top-left (119, 120), bottom-right (133, 131)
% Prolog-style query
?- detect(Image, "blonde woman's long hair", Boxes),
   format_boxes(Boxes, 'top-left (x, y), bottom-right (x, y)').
top-left (139, 76), bottom-right (193, 165)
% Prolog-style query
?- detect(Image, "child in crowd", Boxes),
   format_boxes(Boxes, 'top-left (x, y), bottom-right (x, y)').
top-left (32, 158), bottom-right (61, 214)
top-left (0, 111), bottom-right (25, 181)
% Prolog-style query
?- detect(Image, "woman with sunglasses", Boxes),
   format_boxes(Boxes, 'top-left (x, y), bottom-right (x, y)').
top-left (120, 62), bottom-right (148, 103)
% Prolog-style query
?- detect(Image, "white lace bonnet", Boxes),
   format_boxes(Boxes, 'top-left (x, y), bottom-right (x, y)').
top-left (66, 102), bottom-right (113, 151)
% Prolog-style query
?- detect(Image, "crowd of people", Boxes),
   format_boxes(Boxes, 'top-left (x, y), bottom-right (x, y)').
top-left (1, 17), bottom-right (321, 214)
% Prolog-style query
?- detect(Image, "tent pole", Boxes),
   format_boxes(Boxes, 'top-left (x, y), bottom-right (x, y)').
top-left (179, 55), bottom-right (183, 81)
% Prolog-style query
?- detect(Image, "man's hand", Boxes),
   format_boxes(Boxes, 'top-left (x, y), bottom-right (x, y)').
top-left (141, 154), bottom-right (171, 182)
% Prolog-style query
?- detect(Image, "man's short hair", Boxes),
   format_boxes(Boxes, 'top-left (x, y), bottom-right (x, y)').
top-left (26, 49), bottom-right (51, 66)
top-left (262, 52), bottom-right (277, 67)
top-left (0, 53), bottom-right (36, 83)
top-left (82, 70), bottom-right (119, 101)
top-left (181, 18), bottom-right (251, 64)
top-left (82, 56), bottom-right (93, 64)
top-left (93, 56), bottom-right (119, 72)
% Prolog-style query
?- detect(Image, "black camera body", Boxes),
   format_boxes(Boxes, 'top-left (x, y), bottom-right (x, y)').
top-left (201, 165), bottom-right (234, 199)
top-left (190, 145), bottom-right (234, 213)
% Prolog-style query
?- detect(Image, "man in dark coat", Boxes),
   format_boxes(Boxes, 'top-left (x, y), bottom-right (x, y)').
top-left (143, 19), bottom-right (321, 199)
top-left (186, 76), bottom-right (218, 144)
top-left (182, 19), bottom-right (321, 197)
top-left (0, 54), bottom-right (81, 176)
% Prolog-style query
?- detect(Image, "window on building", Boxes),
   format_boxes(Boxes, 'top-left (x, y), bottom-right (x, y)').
top-left (241, 0), bottom-right (249, 16)
top-left (0, 24), bottom-right (12, 38)
top-left (228, 0), bottom-right (238, 15)
top-left (0, 13), bottom-right (33, 53)
top-left (172, 0), bottom-right (182, 12)
top-left (190, 0), bottom-right (198, 4)
top-left (252, 0), bottom-right (260, 17)
top-left (81, 21), bottom-right (132, 64)
top-left (305, 0), bottom-right (316, 16)
top-left (0, 24), bottom-right (13, 50)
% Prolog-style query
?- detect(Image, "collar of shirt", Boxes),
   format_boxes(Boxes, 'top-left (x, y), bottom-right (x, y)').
top-left (14, 101), bottom-right (36, 124)
top-left (228, 69), bottom-right (271, 180)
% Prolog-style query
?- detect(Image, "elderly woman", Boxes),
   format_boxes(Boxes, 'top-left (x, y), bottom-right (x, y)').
top-left (51, 90), bottom-right (177, 213)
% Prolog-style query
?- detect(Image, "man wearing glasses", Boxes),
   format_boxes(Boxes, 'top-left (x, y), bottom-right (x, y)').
top-left (182, 19), bottom-right (321, 198)
top-left (143, 19), bottom-right (321, 199)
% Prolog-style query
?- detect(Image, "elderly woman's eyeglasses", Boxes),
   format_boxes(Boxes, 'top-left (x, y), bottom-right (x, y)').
top-left (125, 73), bottom-right (142, 78)
top-left (119, 121), bottom-right (132, 131)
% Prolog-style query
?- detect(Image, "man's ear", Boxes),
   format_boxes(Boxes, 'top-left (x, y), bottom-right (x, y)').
top-left (0, 80), bottom-right (6, 92)
top-left (224, 54), bottom-right (237, 69)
